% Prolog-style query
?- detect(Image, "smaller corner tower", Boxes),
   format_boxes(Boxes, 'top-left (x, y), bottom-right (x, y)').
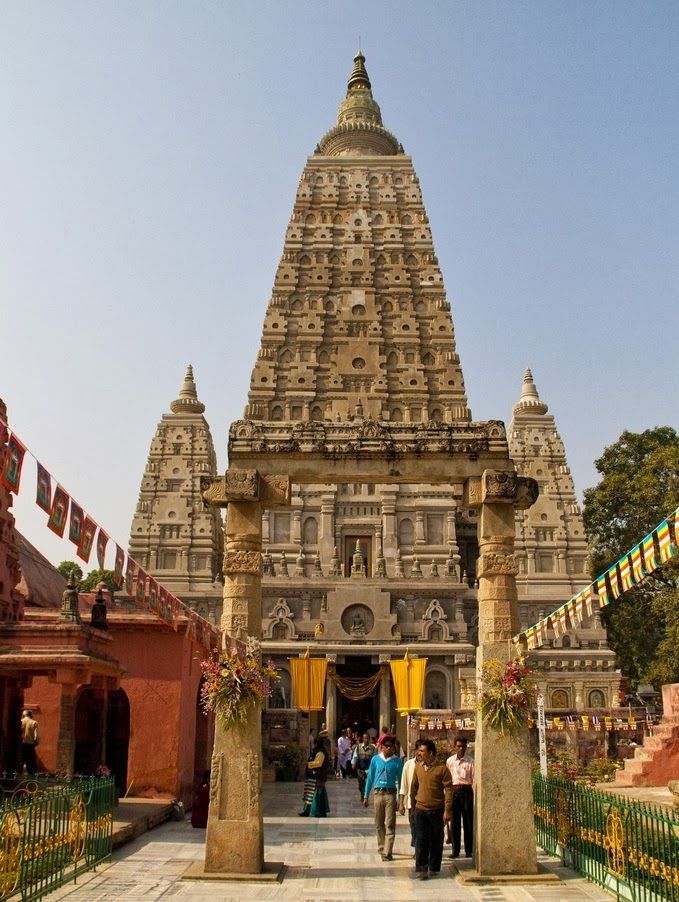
top-left (128, 366), bottom-right (223, 598)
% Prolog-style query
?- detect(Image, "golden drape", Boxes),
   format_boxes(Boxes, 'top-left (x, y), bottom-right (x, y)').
top-left (331, 667), bottom-right (385, 701)
top-left (390, 655), bottom-right (427, 713)
top-left (289, 656), bottom-right (328, 711)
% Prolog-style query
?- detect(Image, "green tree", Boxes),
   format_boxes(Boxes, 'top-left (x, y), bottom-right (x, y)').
top-left (583, 427), bottom-right (679, 688)
top-left (57, 561), bottom-right (83, 585)
top-left (79, 569), bottom-right (116, 592)
top-left (56, 562), bottom-right (116, 593)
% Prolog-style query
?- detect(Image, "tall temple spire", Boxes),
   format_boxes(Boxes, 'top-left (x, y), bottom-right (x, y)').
top-left (170, 364), bottom-right (205, 415)
top-left (316, 51), bottom-right (401, 157)
top-left (513, 368), bottom-right (548, 416)
top-left (245, 51), bottom-right (469, 424)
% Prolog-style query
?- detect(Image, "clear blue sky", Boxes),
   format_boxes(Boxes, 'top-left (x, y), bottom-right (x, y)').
top-left (1, 1), bottom-right (677, 568)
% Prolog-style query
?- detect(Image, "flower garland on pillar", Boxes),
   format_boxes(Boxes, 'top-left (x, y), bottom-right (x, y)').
top-left (479, 657), bottom-right (536, 736)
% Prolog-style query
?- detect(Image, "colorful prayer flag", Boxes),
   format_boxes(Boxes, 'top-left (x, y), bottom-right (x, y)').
top-left (47, 486), bottom-right (70, 537)
top-left (630, 543), bottom-right (644, 582)
top-left (114, 545), bottom-right (125, 589)
top-left (657, 521), bottom-right (673, 564)
top-left (594, 576), bottom-right (609, 608)
top-left (641, 533), bottom-right (657, 574)
top-left (582, 586), bottom-right (592, 617)
top-left (77, 516), bottom-right (97, 563)
top-left (69, 502), bottom-right (84, 546)
top-left (135, 570), bottom-right (147, 605)
top-left (35, 463), bottom-right (52, 513)
top-left (619, 555), bottom-right (634, 592)
top-left (550, 613), bottom-right (561, 639)
top-left (96, 529), bottom-right (108, 570)
top-left (125, 558), bottom-right (137, 595)
top-left (158, 586), bottom-right (168, 620)
top-left (147, 578), bottom-right (158, 611)
top-left (0, 434), bottom-right (27, 494)
top-left (606, 565), bottom-right (622, 601)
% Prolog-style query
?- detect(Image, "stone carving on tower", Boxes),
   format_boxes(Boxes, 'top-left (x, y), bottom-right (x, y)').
top-left (128, 366), bottom-right (224, 604)
top-left (509, 369), bottom-right (616, 707)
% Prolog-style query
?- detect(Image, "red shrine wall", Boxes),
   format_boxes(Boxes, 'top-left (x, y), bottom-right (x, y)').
top-left (110, 622), bottom-right (208, 804)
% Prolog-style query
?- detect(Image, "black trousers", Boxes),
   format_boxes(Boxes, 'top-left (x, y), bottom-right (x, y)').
top-left (414, 807), bottom-right (445, 874)
top-left (451, 785), bottom-right (474, 856)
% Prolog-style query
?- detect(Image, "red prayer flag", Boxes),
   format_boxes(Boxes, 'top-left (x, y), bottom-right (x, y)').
top-left (147, 578), bottom-right (158, 611)
top-left (36, 463), bottom-right (52, 513)
top-left (124, 558), bottom-right (137, 595)
top-left (135, 570), bottom-right (147, 605)
top-left (47, 486), bottom-right (70, 537)
top-left (1, 434), bottom-right (27, 494)
top-left (69, 502), bottom-right (84, 546)
top-left (158, 586), bottom-right (168, 620)
top-left (113, 545), bottom-right (125, 589)
top-left (77, 516), bottom-right (97, 563)
top-left (96, 529), bottom-right (108, 570)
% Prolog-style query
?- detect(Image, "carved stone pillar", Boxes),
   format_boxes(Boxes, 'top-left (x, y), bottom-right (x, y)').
top-left (201, 469), bottom-right (290, 876)
top-left (468, 470), bottom-right (539, 877)
top-left (319, 491), bottom-right (336, 566)
top-left (414, 510), bottom-right (425, 545)
top-left (381, 488), bottom-right (398, 568)
top-left (55, 684), bottom-right (78, 777)
top-left (325, 655), bottom-right (337, 743)
top-left (378, 656), bottom-right (391, 730)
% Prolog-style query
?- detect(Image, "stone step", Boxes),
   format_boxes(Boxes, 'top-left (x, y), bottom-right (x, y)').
top-left (622, 758), bottom-right (651, 775)
top-left (640, 736), bottom-right (667, 751)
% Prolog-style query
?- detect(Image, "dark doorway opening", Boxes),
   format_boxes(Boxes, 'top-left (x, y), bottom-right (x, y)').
top-left (335, 657), bottom-right (378, 736)
top-left (107, 689), bottom-right (130, 794)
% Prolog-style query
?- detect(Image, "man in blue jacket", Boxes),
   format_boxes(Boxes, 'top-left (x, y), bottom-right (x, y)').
top-left (363, 735), bottom-right (403, 861)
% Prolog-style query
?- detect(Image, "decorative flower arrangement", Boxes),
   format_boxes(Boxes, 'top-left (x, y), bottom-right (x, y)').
top-left (200, 650), bottom-right (279, 726)
top-left (479, 656), bottom-right (536, 736)
top-left (95, 764), bottom-right (111, 777)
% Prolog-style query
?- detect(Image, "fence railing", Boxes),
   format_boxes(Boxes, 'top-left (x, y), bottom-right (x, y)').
top-left (533, 774), bottom-right (679, 901)
top-left (0, 775), bottom-right (115, 901)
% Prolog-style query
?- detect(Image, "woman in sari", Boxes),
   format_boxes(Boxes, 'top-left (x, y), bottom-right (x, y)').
top-left (298, 731), bottom-right (330, 817)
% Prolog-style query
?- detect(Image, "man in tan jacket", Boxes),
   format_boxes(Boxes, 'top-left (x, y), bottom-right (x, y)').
top-left (410, 738), bottom-right (453, 880)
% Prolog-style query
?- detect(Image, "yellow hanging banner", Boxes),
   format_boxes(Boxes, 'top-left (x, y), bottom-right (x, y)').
top-left (390, 652), bottom-right (427, 714)
top-left (288, 652), bottom-right (328, 711)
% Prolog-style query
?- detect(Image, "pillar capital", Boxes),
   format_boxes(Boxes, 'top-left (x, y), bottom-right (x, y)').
top-left (465, 470), bottom-right (538, 509)
top-left (201, 471), bottom-right (291, 509)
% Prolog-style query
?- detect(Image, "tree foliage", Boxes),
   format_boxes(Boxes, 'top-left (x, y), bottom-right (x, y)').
top-left (56, 561), bottom-right (116, 593)
top-left (582, 427), bottom-right (679, 688)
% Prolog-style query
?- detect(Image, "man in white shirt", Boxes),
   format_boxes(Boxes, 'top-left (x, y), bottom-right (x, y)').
top-left (397, 753), bottom-right (417, 854)
top-left (445, 737), bottom-right (474, 858)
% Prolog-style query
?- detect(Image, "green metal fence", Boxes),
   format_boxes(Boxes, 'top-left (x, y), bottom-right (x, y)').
top-left (534, 774), bottom-right (679, 901)
top-left (0, 775), bottom-right (115, 901)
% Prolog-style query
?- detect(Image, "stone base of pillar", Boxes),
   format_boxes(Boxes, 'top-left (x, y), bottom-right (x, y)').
top-left (204, 717), bottom-right (264, 875)
top-left (474, 641), bottom-right (538, 877)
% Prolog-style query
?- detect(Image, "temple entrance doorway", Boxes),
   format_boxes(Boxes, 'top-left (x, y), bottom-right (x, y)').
top-left (335, 657), bottom-right (379, 737)
top-left (106, 689), bottom-right (130, 794)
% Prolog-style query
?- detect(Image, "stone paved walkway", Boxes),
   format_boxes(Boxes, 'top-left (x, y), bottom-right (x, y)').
top-left (50, 779), bottom-right (612, 901)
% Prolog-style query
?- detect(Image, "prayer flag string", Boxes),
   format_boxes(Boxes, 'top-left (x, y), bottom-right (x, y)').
top-left (514, 506), bottom-right (678, 650)
top-left (0, 416), bottom-right (221, 650)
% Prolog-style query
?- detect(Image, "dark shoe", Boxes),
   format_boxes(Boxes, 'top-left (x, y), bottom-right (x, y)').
top-left (413, 871), bottom-right (428, 880)
top-left (465, 852), bottom-right (473, 858)
top-left (298, 810), bottom-right (309, 817)
top-left (451, 852), bottom-right (459, 859)
top-left (427, 871), bottom-right (437, 878)
top-left (381, 853), bottom-right (393, 861)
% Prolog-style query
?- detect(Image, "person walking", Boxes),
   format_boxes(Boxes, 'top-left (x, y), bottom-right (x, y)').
top-left (20, 709), bottom-right (39, 775)
top-left (446, 736), bottom-right (474, 858)
top-left (397, 752), bottom-right (418, 855)
top-left (299, 731), bottom-right (331, 817)
top-left (410, 738), bottom-right (452, 880)
top-left (351, 732), bottom-right (376, 802)
top-left (336, 727), bottom-right (354, 778)
top-left (363, 735), bottom-right (403, 861)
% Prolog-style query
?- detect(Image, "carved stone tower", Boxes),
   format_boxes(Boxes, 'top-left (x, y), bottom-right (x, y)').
top-left (128, 366), bottom-right (223, 596)
top-left (246, 50), bottom-right (470, 425)
top-left (509, 369), bottom-right (614, 708)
